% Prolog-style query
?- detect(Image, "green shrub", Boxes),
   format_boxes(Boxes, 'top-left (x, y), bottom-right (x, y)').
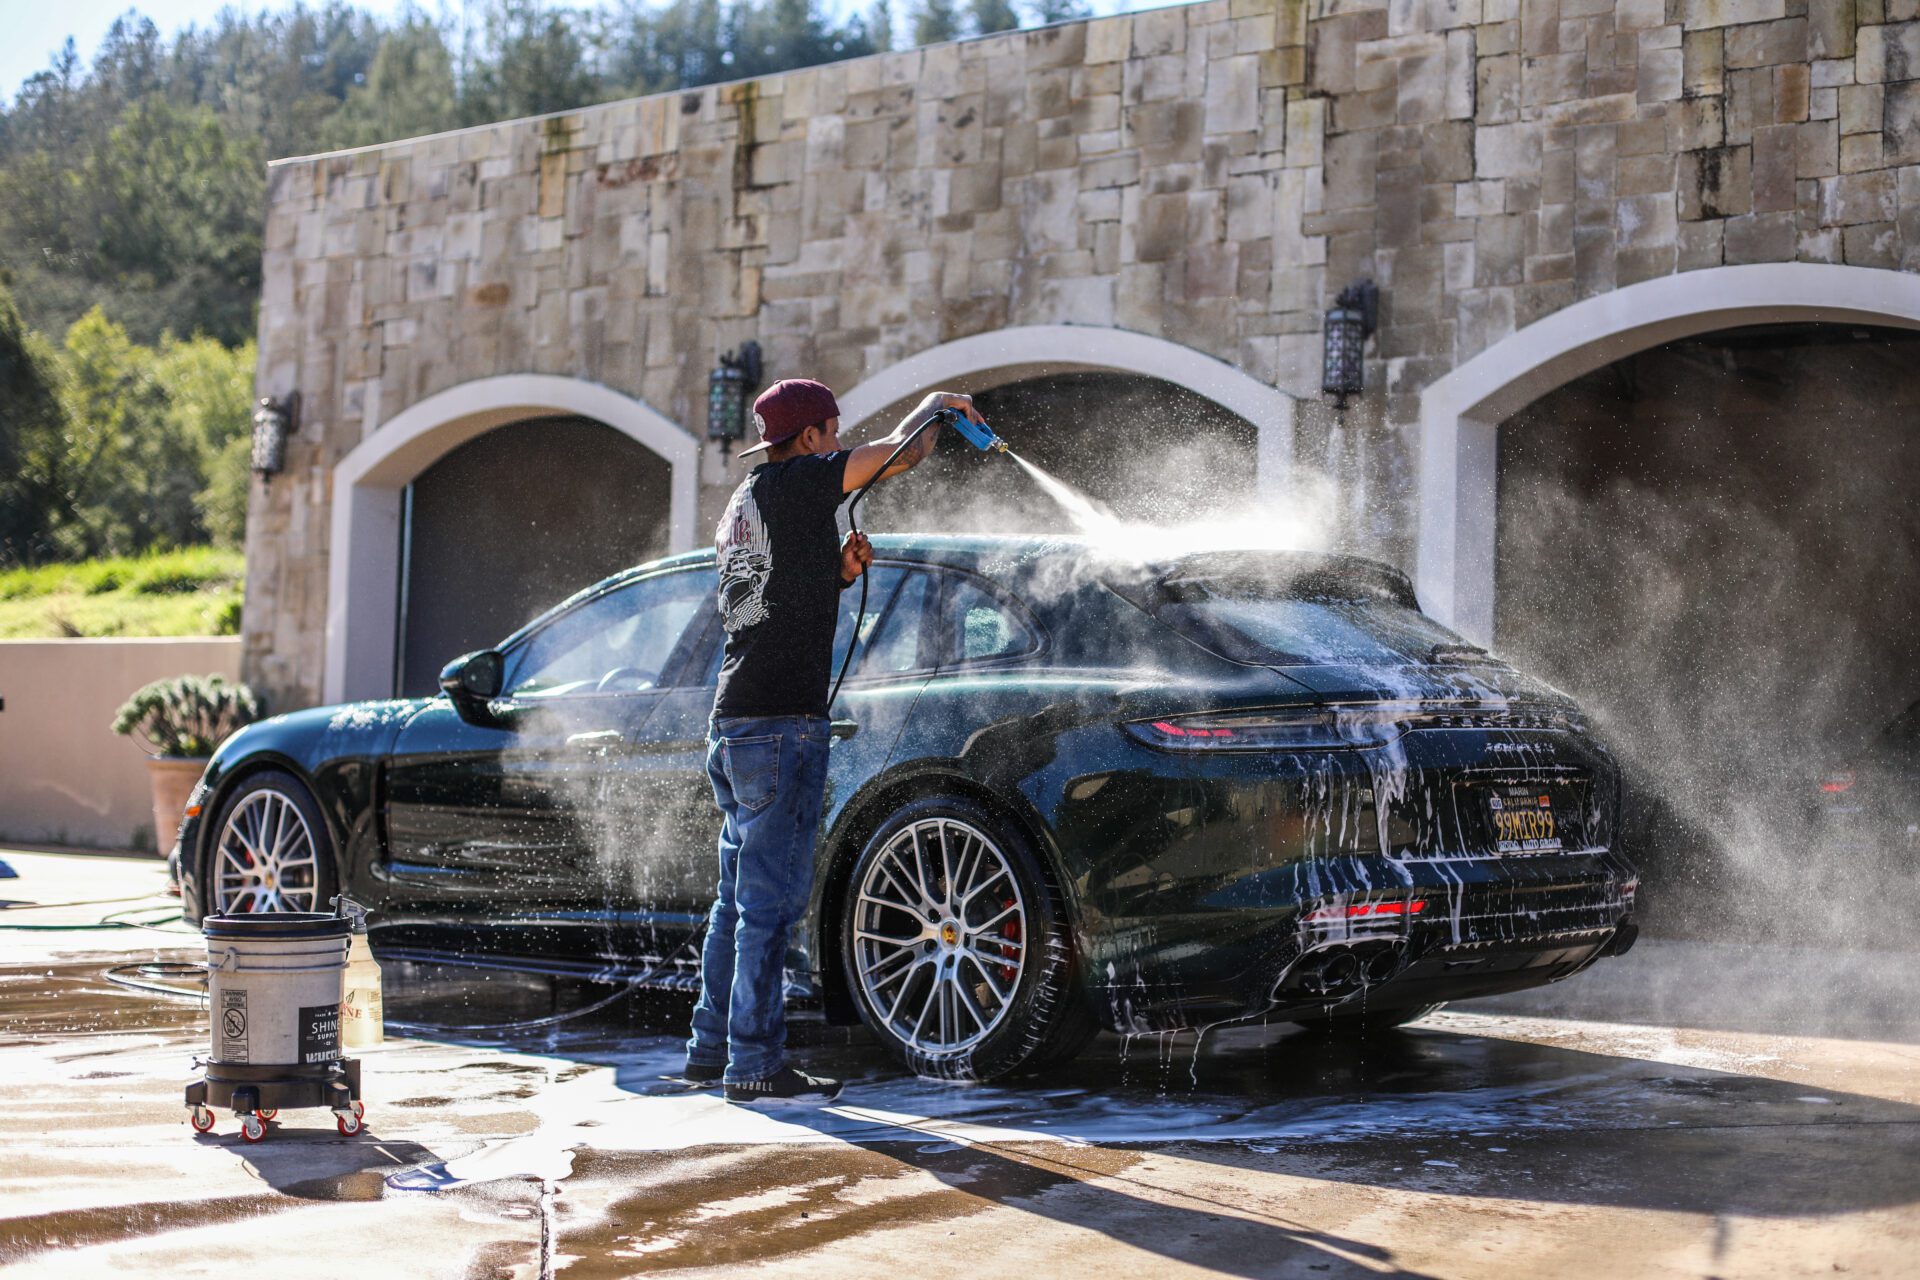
top-left (111, 674), bottom-right (264, 757)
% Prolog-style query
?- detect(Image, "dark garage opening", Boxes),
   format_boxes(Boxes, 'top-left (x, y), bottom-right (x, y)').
top-left (398, 416), bottom-right (672, 696)
top-left (858, 371), bottom-right (1258, 534)
top-left (1494, 324), bottom-right (1920, 927)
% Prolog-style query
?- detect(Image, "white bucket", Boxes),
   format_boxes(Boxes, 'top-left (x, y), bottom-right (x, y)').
top-left (203, 914), bottom-right (351, 1067)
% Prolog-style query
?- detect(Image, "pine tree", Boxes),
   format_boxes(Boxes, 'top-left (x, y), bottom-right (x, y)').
top-left (969, 0), bottom-right (1020, 36)
top-left (912, 0), bottom-right (963, 46)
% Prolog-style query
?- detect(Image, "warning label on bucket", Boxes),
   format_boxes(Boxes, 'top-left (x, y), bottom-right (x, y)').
top-left (298, 1003), bottom-right (340, 1063)
top-left (219, 989), bottom-right (249, 1063)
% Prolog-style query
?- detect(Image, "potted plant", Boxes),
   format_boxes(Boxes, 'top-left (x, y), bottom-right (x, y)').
top-left (112, 675), bottom-right (264, 858)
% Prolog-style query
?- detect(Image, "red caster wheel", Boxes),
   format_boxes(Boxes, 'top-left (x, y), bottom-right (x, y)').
top-left (351, 1100), bottom-right (364, 1120)
top-left (257, 1108), bottom-right (279, 1122)
top-left (336, 1110), bottom-right (363, 1136)
top-left (189, 1106), bottom-right (215, 1134)
top-left (240, 1115), bottom-right (267, 1143)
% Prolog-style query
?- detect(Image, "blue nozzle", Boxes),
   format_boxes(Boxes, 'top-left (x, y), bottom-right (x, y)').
top-left (939, 408), bottom-right (1009, 453)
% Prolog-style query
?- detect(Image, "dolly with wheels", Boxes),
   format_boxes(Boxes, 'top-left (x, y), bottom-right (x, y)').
top-left (184, 1057), bottom-right (365, 1141)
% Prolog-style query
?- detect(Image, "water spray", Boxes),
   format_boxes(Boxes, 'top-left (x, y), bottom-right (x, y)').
top-left (829, 407), bottom-right (1013, 709)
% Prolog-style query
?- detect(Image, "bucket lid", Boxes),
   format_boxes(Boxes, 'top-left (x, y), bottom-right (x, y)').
top-left (203, 912), bottom-right (352, 941)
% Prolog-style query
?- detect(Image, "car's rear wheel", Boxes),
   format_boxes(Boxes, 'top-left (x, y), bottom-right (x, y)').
top-left (1293, 1001), bottom-right (1445, 1036)
top-left (841, 795), bottom-right (1095, 1080)
top-left (205, 770), bottom-right (335, 915)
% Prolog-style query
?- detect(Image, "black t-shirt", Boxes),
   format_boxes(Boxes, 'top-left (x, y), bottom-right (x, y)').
top-left (713, 450), bottom-right (852, 718)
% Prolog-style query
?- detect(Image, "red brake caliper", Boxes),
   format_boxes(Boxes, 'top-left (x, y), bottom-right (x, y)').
top-left (999, 897), bottom-right (1020, 983)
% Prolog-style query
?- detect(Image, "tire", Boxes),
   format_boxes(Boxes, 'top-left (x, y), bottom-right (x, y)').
top-left (1293, 1001), bottom-right (1445, 1036)
top-left (202, 769), bottom-right (337, 916)
top-left (841, 794), bottom-right (1095, 1080)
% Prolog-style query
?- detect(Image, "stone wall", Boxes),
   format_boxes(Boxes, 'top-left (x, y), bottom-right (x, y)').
top-left (247, 0), bottom-right (1920, 708)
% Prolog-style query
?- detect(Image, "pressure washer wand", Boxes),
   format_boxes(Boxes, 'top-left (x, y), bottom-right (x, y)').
top-left (828, 408), bottom-right (1008, 711)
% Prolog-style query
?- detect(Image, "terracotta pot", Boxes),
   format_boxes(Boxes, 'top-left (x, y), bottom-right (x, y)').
top-left (146, 757), bottom-right (209, 857)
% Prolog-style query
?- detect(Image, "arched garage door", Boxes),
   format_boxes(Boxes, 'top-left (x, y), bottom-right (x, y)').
top-left (397, 416), bottom-right (672, 695)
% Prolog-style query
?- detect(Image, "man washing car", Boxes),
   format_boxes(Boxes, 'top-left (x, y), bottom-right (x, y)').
top-left (686, 377), bottom-right (986, 1107)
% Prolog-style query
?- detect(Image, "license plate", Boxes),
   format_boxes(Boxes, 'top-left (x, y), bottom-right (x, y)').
top-left (1485, 785), bottom-right (1563, 854)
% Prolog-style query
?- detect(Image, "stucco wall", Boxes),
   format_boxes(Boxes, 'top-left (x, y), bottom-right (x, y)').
top-left (0, 638), bottom-right (243, 853)
top-left (248, 0), bottom-right (1920, 710)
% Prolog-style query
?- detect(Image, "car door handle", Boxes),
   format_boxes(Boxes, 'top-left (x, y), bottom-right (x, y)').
top-left (566, 730), bottom-right (626, 752)
top-left (830, 720), bottom-right (859, 741)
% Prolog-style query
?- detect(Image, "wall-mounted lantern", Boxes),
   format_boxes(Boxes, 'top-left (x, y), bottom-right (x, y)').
top-left (251, 392), bottom-right (298, 481)
top-left (1321, 280), bottom-right (1378, 412)
top-left (707, 341), bottom-right (764, 452)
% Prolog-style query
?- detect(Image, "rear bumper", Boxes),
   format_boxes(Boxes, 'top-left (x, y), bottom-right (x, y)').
top-left (1085, 849), bottom-right (1638, 1030)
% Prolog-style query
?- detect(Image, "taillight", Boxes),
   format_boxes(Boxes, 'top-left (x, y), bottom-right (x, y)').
top-left (1820, 771), bottom-right (1855, 794)
top-left (1123, 707), bottom-right (1403, 751)
top-left (1304, 899), bottom-right (1428, 922)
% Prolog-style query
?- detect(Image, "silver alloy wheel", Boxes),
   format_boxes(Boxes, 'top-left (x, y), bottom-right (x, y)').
top-left (213, 788), bottom-right (321, 913)
top-left (852, 816), bottom-right (1028, 1056)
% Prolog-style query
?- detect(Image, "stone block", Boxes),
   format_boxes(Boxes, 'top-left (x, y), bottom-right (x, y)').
top-left (1619, 0), bottom-right (1668, 29)
top-left (1842, 219), bottom-right (1900, 263)
top-left (1475, 211), bottom-right (1532, 283)
top-left (1887, 82), bottom-right (1920, 161)
top-left (1677, 216), bottom-right (1726, 266)
top-left (1776, 63), bottom-right (1812, 122)
top-left (1857, 22), bottom-right (1920, 83)
top-left (1678, 145), bottom-right (1754, 217)
top-left (1619, 152), bottom-right (1678, 194)
top-left (1819, 169), bottom-right (1899, 221)
top-left (1809, 0), bottom-right (1858, 59)
top-left (1726, 18), bottom-right (1809, 68)
top-left (1132, 6), bottom-right (1187, 58)
top-left (1670, 97), bottom-right (1727, 149)
top-left (1841, 131), bottom-right (1885, 169)
top-left (1797, 118), bottom-right (1841, 174)
top-left (1422, 121), bottom-right (1476, 180)
top-left (1639, 47), bottom-right (1685, 101)
top-left (1752, 124), bottom-right (1800, 208)
top-left (1722, 208), bottom-right (1797, 259)
top-left (1684, 0), bottom-right (1787, 26)
top-left (1086, 15), bottom-right (1131, 64)
top-left (1523, 53), bottom-right (1587, 107)
top-left (1478, 54), bottom-right (1521, 123)
top-left (1840, 83), bottom-right (1884, 133)
top-left (1285, 98), bottom-right (1326, 168)
top-left (1685, 29), bottom-right (1726, 96)
top-left (1205, 55), bottom-right (1260, 133)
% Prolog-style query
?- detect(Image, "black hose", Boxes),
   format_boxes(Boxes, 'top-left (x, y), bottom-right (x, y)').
top-left (826, 411), bottom-right (948, 711)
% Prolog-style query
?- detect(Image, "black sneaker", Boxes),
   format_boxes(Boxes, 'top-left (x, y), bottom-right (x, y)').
top-left (683, 1060), bottom-right (724, 1085)
top-left (724, 1066), bottom-right (844, 1108)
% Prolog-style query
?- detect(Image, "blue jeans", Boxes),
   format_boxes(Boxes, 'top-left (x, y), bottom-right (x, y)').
top-left (686, 714), bottom-right (832, 1083)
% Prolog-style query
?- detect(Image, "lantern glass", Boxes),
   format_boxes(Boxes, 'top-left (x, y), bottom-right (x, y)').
top-left (251, 400), bottom-right (289, 476)
top-left (1321, 308), bottom-right (1366, 399)
top-left (708, 365), bottom-right (748, 443)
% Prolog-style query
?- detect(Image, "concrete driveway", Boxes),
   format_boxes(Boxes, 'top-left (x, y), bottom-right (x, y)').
top-left (1, 848), bottom-right (1915, 1278)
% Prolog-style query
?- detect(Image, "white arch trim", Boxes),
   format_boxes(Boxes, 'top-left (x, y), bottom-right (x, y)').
top-left (836, 325), bottom-right (1298, 502)
top-left (1416, 263), bottom-right (1920, 647)
top-left (323, 374), bottom-right (700, 705)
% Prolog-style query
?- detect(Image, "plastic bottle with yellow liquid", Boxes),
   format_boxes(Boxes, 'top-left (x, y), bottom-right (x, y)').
top-left (334, 895), bottom-right (385, 1049)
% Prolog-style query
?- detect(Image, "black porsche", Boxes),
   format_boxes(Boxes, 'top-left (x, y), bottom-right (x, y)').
top-left (180, 535), bottom-right (1639, 1078)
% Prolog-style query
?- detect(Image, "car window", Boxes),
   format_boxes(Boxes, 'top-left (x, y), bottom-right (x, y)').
top-left (699, 565), bottom-right (911, 686)
top-left (504, 569), bottom-right (710, 699)
top-left (862, 570), bottom-right (937, 675)
top-left (941, 577), bottom-right (1039, 666)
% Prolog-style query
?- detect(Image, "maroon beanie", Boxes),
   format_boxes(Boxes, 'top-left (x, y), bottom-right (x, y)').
top-left (740, 379), bottom-right (840, 456)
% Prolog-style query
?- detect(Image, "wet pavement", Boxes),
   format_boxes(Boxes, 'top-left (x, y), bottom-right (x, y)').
top-left (1, 848), bottom-right (1916, 1278)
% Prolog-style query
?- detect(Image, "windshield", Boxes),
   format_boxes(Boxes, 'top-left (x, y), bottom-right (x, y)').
top-left (1147, 570), bottom-right (1477, 666)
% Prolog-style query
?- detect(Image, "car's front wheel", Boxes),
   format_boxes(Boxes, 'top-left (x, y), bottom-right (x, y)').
top-left (204, 770), bottom-right (336, 915)
top-left (841, 795), bottom-right (1095, 1080)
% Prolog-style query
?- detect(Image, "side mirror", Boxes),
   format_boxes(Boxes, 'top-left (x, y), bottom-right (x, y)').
top-left (439, 650), bottom-right (505, 726)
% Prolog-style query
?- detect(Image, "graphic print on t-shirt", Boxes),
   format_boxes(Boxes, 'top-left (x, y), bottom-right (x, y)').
top-left (716, 479), bottom-right (773, 633)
